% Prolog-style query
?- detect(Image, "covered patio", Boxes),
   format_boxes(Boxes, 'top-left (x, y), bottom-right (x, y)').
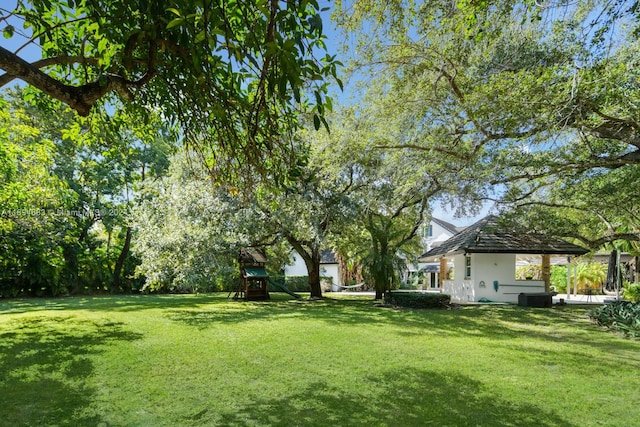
top-left (420, 216), bottom-right (590, 304)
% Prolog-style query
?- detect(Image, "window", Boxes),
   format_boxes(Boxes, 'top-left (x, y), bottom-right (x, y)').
top-left (465, 255), bottom-right (471, 279)
top-left (424, 224), bottom-right (433, 237)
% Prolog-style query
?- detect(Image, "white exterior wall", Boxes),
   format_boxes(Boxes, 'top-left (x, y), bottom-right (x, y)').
top-left (284, 252), bottom-right (308, 276)
top-left (424, 222), bottom-right (456, 253)
top-left (443, 279), bottom-right (473, 302)
top-left (447, 254), bottom-right (473, 302)
top-left (284, 251), bottom-right (341, 291)
top-left (320, 264), bottom-right (340, 291)
top-left (445, 253), bottom-right (545, 303)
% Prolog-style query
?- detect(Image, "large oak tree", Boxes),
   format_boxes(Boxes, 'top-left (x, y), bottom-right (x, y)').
top-left (1, 0), bottom-right (340, 182)
top-left (335, 0), bottom-right (640, 248)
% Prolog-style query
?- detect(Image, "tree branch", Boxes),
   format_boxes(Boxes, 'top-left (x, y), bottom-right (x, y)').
top-left (0, 45), bottom-right (156, 116)
top-left (0, 55), bottom-right (101, 87)
top-left (587, 119), bottom-right (640, 149)
top-left (373, 143), bottom-right (473, 161)
top-left (562, 232), bottom-right (640, 249)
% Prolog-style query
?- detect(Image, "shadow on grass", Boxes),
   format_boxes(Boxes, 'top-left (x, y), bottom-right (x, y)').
top-left (0, 316), bottom-right (143, 426)
top-left (211, 368), bottom-right (576, 427)
top-left (3, 294), bottom-right (637, 366)
top-left (165, 297), bottom-right (640, 370)
top-left (0, 293), bottom-right (224, 314)
top-left (163, 297), bottom-right (590, 338)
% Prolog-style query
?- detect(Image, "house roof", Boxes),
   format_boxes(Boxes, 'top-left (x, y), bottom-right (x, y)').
top-left (320, 249), bottom-right (337, 264)
top-left (420, 215), bottom-right (589, 260)
top-left (431, 217), bottom-right (463, 235)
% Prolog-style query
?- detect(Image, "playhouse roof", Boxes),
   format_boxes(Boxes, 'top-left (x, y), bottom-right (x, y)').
top-left (239, 247), bottom-right (267, 264)
top-left (420, 215), bottom-right (589, 260)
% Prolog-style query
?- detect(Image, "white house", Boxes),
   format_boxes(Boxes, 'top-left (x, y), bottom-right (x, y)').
top-left (283, 249), bottom-right (341, 291)
top-left (406, 218), bottom-right (463, 289)
top-left (419, 216), bottom-right (589, 303)
top-left (422, 217), bottom-right (463, 253)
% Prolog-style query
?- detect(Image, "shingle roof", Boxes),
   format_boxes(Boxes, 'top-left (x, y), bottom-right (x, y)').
top-left (239, 247), bottom-right (267, 264)
top-left (420, 215), bottom-right (589, 260)
top-left (320, 249), bottom-right (337, 264)
top-left (431, 217), bottom-right (460, 235)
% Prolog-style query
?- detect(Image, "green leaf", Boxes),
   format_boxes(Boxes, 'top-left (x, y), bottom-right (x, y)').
top-left (3, 25), bottom-right (14, 39)
top-left (194, 30), bottom-right (206, 44)
top-left (308, 14), bottom-right (323, 33)
top-left (97, 37), bottom-right (108, 53)
top-left (313, 114), bottom-right (320, 130)
top-left (320, 114), bottom-right (329, 133)
top-left (166, 18), bottom-right (184, 30)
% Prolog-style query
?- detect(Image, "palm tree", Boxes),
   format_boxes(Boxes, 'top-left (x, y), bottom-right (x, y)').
top-left (574, 262), bottom-right (607, 292)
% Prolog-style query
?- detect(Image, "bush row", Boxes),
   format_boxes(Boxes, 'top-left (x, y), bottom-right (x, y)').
top-left (268, 275), bottom-right (333, 292)
top-left (385, 291), bottom-right (451, 309)
top-left (589, 301), bottom-right (640, 338)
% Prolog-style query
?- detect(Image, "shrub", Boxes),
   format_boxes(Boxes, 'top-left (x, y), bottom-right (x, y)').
top-left (549, 263), bottom-right (608, 293)
top-left (516, 265), bottom-right (541, 280)
top-left (623, 283), bottom-right (640, 303)
top-left (284, 276), bottom-right (310, 292)
top-left (550, 265), bottom-right (568, 293)
top-left (269, 276), bottom-right (334, 292)
top-left (589, 301), bottom-right (640, 338)
top-left (385, 291), bottom-right (451, 309)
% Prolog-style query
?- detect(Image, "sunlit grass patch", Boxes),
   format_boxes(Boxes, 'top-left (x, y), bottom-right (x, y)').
top-left (1, 294), bottom-right (638, 426)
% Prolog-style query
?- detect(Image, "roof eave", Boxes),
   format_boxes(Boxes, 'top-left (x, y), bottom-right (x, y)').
top-left (420, 247), bottom-right (588, 260)
top-left (464, 248), bottom-right (589, 255)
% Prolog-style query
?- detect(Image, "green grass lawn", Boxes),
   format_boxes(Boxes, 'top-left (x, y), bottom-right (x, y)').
top-left (1, 293), bottom-right (638, 427)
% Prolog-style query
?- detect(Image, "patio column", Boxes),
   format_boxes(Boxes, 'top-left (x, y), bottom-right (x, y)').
top-left (616, 250), bottom-right (622, 302)
top-left (566, 257), bottom-right (572, 300)
top-left (542, 254), bottom-right (550, 292)
top-left (439, 257), bottom-right (448, 292)
top-left (572, 261), bottom-right (578, 296)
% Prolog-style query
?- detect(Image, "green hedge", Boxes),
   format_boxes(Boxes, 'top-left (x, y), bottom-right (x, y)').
top-left (385, 291), bottom-right (451, 309)
top-left (269, 275), bottom-right (333, 292)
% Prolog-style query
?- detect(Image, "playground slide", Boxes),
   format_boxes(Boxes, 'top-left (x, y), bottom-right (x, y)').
top-left (267, 278), bottom-right (303, 300)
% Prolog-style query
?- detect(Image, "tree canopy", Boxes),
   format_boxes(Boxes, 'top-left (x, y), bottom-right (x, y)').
top-left (1, 0), bottom-right (340, 183)
top-left (335, 0), bottom-right (640, 249)
top-left (0, 88), bottom-right (173, 296)
top-left (4, 0), bottom-right (640, 298)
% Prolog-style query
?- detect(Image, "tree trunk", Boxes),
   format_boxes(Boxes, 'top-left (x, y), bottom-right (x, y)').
top-left (285, 235), bottom-right (323, 298)
top-left (112, 227), bottom-right (132, 293)
top-left (304, 246), bottom-right (323, 298)
top-left (375, 288), bottom-right (384, 300)
top-left (308, 257), bottom-right (322, 298)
